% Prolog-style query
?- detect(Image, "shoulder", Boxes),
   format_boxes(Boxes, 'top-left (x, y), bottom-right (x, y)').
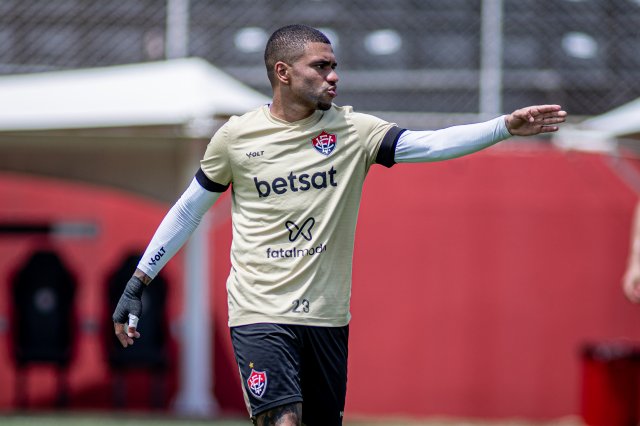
top-left (328, 104), bottom-right (387, 126)
top-left (209, 105), bottom-right (270, 149)
top-left (329, 104), bottom-right (354, 115)
top-left (326, 104), bottom-right (356, 120)
top-left (223, 104), bottom-right (269, 131)
top-left (206, 106), bottom-right (267, 152)
top-left (327, 105), bottom-right (392, 139)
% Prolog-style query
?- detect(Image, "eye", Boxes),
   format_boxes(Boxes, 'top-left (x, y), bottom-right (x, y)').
top-left (313, 62), bottom-right (333, 70)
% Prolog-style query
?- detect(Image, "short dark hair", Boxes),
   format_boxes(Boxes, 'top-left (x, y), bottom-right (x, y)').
top-left (264, 24), bottom-right (331, 85)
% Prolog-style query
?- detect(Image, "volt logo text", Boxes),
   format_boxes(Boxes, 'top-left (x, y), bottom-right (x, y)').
top-left (148, 246), bottom-right (166, 266)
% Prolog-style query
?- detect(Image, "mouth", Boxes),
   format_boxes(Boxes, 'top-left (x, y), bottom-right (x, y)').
top-left (327, 86), bottom-right (337, 97)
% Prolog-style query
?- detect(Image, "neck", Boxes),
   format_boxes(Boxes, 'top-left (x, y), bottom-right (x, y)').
top-left (269, 92), bottom-right (316, 123)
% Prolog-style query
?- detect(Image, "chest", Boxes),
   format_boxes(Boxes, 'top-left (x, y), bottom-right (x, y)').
top-left (229, 125), bottom-right (365, 201)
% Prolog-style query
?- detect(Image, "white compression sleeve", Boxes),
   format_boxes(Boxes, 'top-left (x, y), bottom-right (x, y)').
top-left (137, 177), bottom-right (221, 279)
top-left (394, 115), bottom-right (512, 163)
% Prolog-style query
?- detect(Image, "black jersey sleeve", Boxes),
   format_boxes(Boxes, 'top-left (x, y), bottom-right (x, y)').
top-left (195, 168), bottom-right (230, 193)
top-left (375, 126), bottom-right (407, 168)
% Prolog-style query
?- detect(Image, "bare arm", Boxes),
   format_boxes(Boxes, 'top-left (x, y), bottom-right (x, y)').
top-left (133, 268), bottom-right (152, 284)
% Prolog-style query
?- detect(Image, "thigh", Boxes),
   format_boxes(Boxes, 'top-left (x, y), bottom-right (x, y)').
top-left (230, 323), bottom-right (304, 418)
top-left (300, 325), bottom-right (349, 426)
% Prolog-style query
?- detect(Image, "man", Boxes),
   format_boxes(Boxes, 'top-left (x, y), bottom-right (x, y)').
top-left (113, 24), bottom-right (567, 425)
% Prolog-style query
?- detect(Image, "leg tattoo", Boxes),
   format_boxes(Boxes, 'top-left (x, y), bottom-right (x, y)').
top-left (255, 403), bottom-right (302, 426)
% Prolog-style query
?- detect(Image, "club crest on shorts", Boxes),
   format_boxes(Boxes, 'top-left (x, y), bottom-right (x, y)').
top-left (311, 130), bottom-right (337, 156)
top-left (247, 369), bottom-right (268, 398)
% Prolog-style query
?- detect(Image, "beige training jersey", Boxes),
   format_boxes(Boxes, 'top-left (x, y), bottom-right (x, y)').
top-left (200, 104), bottom-right (399, 327)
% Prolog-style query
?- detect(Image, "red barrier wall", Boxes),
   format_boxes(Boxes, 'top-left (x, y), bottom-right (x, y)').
top-left (0, 173), bottom-right (179, 410)
top-left (1, 143), bottom-right (639, 420)
top-left (348, 143), bottom-right (640, 420)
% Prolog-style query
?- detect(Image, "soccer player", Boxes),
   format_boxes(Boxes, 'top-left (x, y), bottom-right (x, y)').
top-left (112, 24), bottom-right (567, 426)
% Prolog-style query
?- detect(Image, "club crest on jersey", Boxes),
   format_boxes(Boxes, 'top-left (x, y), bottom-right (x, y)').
top-left (247, 369), bottom-right (268, 398)
top-left (311, 130), bottom-right (337, 156)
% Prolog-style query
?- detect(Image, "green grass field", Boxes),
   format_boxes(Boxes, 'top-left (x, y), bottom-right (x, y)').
top-left (0, 413), bottom-right (585, 426)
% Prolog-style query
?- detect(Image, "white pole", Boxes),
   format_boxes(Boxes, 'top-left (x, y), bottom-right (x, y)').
top-left (479, 0), bottom-right (504, 117)
top-left (171, 128), bottom-right (218, 414)
top-left (167, 0), bottom-right (218, 415)
top-left (172, 212), bottom-right (219, 417)
top-left (166, 0), bottom-right (190, 59)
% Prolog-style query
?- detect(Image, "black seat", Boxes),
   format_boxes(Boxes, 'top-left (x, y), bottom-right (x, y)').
top-left (106, 252), bottom-right (169, 408)
top-left (12, 249), bottom-right (76, 408)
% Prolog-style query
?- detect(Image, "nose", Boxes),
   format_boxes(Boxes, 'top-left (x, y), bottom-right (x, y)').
top-left (327, 68), bottom-right (339, 83)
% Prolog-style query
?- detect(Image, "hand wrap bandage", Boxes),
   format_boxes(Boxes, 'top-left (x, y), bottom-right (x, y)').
top-left (112, 275), bottom-right (145, 324)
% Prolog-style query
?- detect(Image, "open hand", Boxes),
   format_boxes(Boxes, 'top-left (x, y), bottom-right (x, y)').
top-left (505, 104), bottom-right (567, 136)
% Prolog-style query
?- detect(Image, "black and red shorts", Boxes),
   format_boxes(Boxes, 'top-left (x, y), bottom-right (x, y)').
top-left (230, 322), bottom-right (349, 425)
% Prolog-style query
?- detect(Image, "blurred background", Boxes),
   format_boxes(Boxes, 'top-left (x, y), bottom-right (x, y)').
top-left (1, 0), bottom-right (640, 425)
top-left (2, 0), bottom-right (640, 115)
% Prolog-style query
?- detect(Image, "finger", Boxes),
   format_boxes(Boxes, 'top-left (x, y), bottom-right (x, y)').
top-left (513, 108), bottom-right (536, 123)
top-left (538, 126), bottom-right (560, 134)
top-left (127, 314), bottom-right (141, 338)
top-left (114, 322), bottom-right (133, 347)
top-left (526, 107), bottom-right (542, 123)
top-left (541, 112), bottom-right (567, 122)
top-left (127, 325), bottom-right (141, 339)
top-left (520, 108), bottom-right (537, 123)
top-left (532, 104), bottom-right (562, 113)
top-left (128, 313), bottom-right (139, 329)
top-left (542, 117), bottom-right (566, 125)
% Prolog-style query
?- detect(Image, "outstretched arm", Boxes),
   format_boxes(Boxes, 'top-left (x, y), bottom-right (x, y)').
top-left (112, 174), bottom-right (222, 347)
top-left (623, 201), bottom-right (640, 303)
top-left (394, 104), bottom-right (567, 163)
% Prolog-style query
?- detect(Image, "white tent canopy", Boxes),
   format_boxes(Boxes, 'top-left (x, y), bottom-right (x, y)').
top-left (0, 57), bottom-right (269, 132)
top-left (580, 96), bottom-right (640, 139)
top-left (553, 96), bottom-right (640, 152)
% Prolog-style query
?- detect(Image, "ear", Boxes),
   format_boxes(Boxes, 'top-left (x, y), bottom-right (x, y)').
top-left (274, 61), bottom-right (290, 85)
